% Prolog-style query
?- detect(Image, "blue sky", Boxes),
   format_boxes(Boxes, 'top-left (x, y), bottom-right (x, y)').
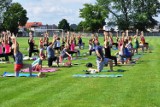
top-left (13, 0), bottom-right (160, 25)
top-left (13, 0), bottom-right (96, 25)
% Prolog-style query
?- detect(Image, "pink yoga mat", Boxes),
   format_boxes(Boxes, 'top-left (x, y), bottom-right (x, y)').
top-left (22, 68), bottom-right (58, 72)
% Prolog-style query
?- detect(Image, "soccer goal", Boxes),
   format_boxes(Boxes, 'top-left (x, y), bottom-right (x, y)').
top-left (33, 29), bottom-right (64, 37)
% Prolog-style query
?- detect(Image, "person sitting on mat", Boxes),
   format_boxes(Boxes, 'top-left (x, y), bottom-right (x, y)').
top-left (31, 54), bottom-right (45, 72)
top-left (12, 37), bottom-right (23, 77)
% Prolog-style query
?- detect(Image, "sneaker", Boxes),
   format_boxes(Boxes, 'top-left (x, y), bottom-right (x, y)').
top-left (38, 72), bottom-right (46, 78)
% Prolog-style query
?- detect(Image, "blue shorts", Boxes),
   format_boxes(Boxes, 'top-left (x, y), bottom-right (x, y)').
top-left (96, 58), bottom-right (109, 72)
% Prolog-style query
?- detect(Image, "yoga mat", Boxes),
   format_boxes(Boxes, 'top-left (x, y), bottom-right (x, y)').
top-left (2, 72), bottom-right (38, 77)
top-left (102, 69), bottom-right (125, 72)
top-left (73, 74), bottom-right (123, 78)
top-left (0, 61), bottom-right (7, 64)
top-left (72, 58), bottom-right (88, 60)
top-left (23, 56), bottom-right (38, 61)
top-left (112, 47), bottom-right (118, 50)
top-left (52, 62), bottom-right (71, 67)
top-left (133, 54), bottom-right (142, 59)
top-left (22, 68), bottom-right (58, 72)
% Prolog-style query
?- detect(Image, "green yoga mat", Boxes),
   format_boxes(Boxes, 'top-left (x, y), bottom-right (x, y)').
top-left (101, 69), bottom-right (125, 72)
top-left (2, 72), bottom-right (38, 77)
top-left (73, 74), bottom-right (123, 78)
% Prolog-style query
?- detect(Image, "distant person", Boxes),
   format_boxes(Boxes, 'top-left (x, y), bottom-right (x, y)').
top-left (28, 32), bottom-right (39, 57)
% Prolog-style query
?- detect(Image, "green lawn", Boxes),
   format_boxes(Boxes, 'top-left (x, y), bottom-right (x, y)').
top-left (0, 36), bottom-right (160, 107)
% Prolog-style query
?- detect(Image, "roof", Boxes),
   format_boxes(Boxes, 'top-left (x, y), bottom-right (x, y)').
top-left (25, 22), bottom-right (42, 28)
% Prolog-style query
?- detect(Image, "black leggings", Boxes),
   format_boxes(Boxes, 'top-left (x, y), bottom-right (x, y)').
top-left (29, 50), bottom-right (39, 57)
top-left (48, 57), bottom-right (59, 67)
top-left (106, 56), bottom-right (117, 66)
top-left (0, 54), bottom-right (9, 61)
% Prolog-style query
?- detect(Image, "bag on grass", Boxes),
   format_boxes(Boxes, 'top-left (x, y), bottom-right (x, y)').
top-left (86, 62), bottom-right (93, 67)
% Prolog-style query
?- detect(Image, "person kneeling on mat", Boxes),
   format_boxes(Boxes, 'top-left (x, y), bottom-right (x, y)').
top-left (12, 37), bottom-right (23, 77)
top-left (94, 40), bottom-right (113, 72)
top-left (46, 35), bottom-right (59, 67)
top-left (59, 44), bottom-right (72, 66)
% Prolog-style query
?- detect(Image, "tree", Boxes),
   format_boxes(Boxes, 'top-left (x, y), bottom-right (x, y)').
top-left (97, 0), bottom-right (160, 31)
top-left (70, 24), bottom-right (77, 31)
top-left (132, 0), bottom-right (160, 31)
top-left (79, 3), bottom-right (107, 32)
top-left (76, 21), bottom-right (84, 32)
top-left (0, 0), bottom-right (12, 31)
top-left (58, 19), bottom-right (70, 32)
top-left (2, 2), bottom-right (28, 34)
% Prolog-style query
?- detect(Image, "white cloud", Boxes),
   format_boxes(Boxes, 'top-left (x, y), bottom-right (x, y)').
top-left (13, 0), bottom-right (96, 25)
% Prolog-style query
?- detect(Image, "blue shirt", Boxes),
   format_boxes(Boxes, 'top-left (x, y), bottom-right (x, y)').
top-left (15, 51), bottom-right (23, 64)
top-left (47, 46), bottom-right (55, 58)
top-left (61, 48), bottom-right (67, 58)
top-left (95, 45), bottom-right (104, 60)
top-left (124, 47), bottom-right (131, 57)
top-left (32, 58), bottom-right (42, 67)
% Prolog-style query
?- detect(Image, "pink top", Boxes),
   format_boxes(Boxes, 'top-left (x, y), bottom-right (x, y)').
top-left (110, 37), bottom-right (114, 44)
top-left (0, 45), bottom-right (3, 54)
top-left (70, 43), bottom-right (75, 51)
top-left (4, 44), bottom-right (10, 54)
top-left (141, 37), bottom-right (145, 44)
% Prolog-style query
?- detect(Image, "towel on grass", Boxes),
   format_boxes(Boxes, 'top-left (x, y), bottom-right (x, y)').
top-left (73, 74), bottom-right (123, 78)
top-left (22, 67), bottom-right (58, 72)
top-left (2, 72), bottom-right (38, 77)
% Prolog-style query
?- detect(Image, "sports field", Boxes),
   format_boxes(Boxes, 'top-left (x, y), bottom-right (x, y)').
top-left (0, 36), bottom-right (160, 107)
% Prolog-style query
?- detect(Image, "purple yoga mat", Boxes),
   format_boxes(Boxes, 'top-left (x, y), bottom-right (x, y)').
top-left (22, 68), bottom-right (58, 72)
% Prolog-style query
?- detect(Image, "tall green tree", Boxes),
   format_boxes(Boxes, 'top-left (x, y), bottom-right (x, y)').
top-left (0, 0), bottom-right (12, 31)
top-left (58, 19), bottom-right (70, 32)
top-left (132, 0), bottom-right (160, 31)
top-left (79, 3), bottom-right (107, 32)
top-left (97, 0), bottom-right (133, 30)
top-left (3, 2), bottom-right (28, 34)
top-left (76, 21), bottom-right (85, 32)
top-left (97, 0), bottom-right (160, 31)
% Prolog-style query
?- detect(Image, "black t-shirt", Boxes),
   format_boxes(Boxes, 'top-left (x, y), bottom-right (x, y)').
top-left (104, 46), bottom-right (111, 58)
top-left (28, 39), bottom-right (34, 51)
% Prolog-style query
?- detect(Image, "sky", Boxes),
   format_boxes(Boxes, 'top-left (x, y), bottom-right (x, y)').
top-left (12, 0), bottom-right (96, 25)
top-left (12, 0), bottom-right (160, 26)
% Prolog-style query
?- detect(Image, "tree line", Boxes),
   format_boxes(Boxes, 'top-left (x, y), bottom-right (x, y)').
top-left (0, 0), bottom-right (160, 34)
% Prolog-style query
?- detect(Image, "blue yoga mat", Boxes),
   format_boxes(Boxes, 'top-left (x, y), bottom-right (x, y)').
top-left (73, 74), bottom-right (123, 78)
top-left (3, 72), bottom-right (38, 77)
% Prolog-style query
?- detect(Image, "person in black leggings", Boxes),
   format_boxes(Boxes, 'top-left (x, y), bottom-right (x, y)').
top-left (28, 36), bottom-right (39, 57)
top-left (104, 39), bottom-right (118, 66)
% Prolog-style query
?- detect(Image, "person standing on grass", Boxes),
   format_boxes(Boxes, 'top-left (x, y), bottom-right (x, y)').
top-left (95, 40), bottom-right (113, 72)
top-left (46, 35), bottom-right (59, 67)
top-left (12, 37), bottom-right (23, 77)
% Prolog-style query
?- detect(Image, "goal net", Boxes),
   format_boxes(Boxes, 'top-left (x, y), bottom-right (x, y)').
top-left (33, 29), bottom-right (64, 37)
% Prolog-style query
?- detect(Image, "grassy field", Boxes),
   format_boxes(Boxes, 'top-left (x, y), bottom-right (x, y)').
top-left (0, 36), bottom-right (160, 107)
